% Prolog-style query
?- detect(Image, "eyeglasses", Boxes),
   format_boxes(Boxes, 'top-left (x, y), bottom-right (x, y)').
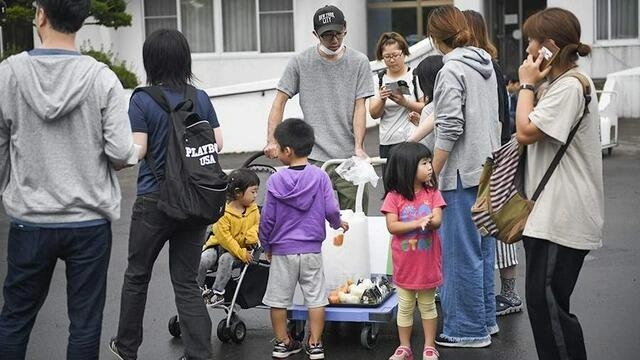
top-left (320, 31), bottom-right (347, 41)
top-left (382, 51), bottom-right (404, 60)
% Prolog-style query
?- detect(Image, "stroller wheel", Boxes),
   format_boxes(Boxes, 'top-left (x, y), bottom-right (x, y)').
top-left (168, 315), bottom-right (181, 338)
top-left (216, 318), bottom-right (231, 343)
top-left (230, 319), bottom-right (246, 344)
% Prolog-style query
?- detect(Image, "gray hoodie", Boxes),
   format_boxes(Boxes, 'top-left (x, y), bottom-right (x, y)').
top-left (0, 51), bottom-right (135, 223)
top-left (433, 46), bottom-right (500, 191)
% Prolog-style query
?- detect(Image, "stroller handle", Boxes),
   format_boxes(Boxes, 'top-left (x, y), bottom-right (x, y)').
top-left (241, 151), bottom-right (269, 168)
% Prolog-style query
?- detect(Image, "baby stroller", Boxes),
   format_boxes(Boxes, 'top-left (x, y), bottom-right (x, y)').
top-left (167, 152), bottom-right (277, 343)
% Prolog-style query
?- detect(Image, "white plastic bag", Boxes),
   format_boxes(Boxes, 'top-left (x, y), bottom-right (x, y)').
top-left (335, 156), bottom-right (379, 187)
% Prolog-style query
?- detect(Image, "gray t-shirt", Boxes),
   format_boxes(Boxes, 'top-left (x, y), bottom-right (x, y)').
top-left (277, 46), bottom-right (375, 161)
top-left (524, 69), bottom-right (604, 250)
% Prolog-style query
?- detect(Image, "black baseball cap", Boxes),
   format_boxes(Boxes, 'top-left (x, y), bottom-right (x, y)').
top-left (313, 5), bottom-right (346, 35)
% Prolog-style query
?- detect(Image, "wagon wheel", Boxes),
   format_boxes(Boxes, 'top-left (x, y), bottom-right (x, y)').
top-left (360, 323), bottom-right (379, 349)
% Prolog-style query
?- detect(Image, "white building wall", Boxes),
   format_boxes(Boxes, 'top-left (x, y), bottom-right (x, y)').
top-left (454, 0), bottom-right (484, 14)
top-left (547, 0), bottom-right (640, 79)
top-left (71, 0), bottom-right (367, 89)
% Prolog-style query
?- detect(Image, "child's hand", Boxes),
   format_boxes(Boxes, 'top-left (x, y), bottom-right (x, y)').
top-left (408, 111), bottom-right (420, 126)
top-left (416, 215), bottom-right (432, 231)
top-left (266, 252), bottom-right (272, 262)
top-left (245, 251), bottom-right (254, 264)
top-left (340, 220), bottom-right (350, 233)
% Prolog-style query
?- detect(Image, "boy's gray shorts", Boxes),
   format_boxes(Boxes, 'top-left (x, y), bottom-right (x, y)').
top-left (263, 253), bottom-right (328, 308)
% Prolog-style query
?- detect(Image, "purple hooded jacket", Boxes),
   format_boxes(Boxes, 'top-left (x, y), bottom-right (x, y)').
top-left (259, 164), bottom-right (342, 255)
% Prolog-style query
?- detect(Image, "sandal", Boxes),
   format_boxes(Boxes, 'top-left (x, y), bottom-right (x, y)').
top-left (389, 345), bottom-right (414, 360)
top-left (422, 346), bottom-right (439, 360)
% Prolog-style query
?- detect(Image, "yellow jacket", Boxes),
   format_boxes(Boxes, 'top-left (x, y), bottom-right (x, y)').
top-left (203, 203), bottom-right (260, 263)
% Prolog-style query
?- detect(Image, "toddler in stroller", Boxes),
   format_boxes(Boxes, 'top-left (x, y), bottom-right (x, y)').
top-left (197, 168), bottom-right (261, 306)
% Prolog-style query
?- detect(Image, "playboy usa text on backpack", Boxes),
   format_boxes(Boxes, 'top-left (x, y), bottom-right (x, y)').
top-left (471, 73), bottom-right (592, 244)
top-left (133, 85), bottom-right (229, 225)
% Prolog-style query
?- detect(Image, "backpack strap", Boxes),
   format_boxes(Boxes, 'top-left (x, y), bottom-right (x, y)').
top-left (410, 67), bottom-right (419, 102)
top-left (131, 86), bottom-right (168, 184)
top-left (377, 70), bottom-right (385, 89)
top-left (530, 72), bottom-right (592, 201)
top-left (133, 86), bottom-right (171, 113)
top-left (183, 85), bottom-right (198, 110)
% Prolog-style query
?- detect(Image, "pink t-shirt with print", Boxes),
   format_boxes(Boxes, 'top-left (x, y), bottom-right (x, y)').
top-left (381, 187), bottom-right (446, 290)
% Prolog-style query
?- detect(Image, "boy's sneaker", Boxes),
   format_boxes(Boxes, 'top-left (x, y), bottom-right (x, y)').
top-left (272, 339), bottom-right (302, 359)
top-left (305, 342), bottom-right (325, 360)
top-left (495, 293), bottom-right (523, 316)
top-left (201, 287), bottom-right (213, 304)
top-left (435, 334), bottom-right (491, 348)
top-left (108, 338), bottom-right (128, 360)
top-left (208, 292), bottom-right (225, 306)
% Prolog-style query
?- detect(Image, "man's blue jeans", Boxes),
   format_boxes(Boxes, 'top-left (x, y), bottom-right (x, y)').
top-left (0, 222), bottom-right (112, 360)
top-left (440, 177), bottom-right (497, 342)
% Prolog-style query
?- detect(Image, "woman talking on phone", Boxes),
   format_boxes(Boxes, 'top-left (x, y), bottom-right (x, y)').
top-left (369, 32), bottom-right (425, 161)
top-left (518, 8), bottom-right (603, 360)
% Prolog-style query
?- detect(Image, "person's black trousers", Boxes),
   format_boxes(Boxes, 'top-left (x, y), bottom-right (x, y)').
top-left (523, 237), bottom-right (589, 360)
top-left (115, 195), bottom-right (212, 360)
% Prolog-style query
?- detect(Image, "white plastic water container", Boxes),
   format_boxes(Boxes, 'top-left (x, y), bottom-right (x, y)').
top-left (322, 209), bottom-right (371, 291)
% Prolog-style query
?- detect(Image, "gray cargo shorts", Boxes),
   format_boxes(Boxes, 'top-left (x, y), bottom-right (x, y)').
top-left (262, 253), bottom-right (328, 308)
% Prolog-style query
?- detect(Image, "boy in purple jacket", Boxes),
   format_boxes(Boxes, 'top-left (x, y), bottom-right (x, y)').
top-left (261, 118), bottom-right (349, 360)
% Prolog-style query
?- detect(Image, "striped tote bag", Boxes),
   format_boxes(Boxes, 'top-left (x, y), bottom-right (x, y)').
top-left (471, 138), bottom-right (533, 244)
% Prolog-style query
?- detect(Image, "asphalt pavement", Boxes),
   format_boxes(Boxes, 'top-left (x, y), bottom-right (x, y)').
top-left (1, 120), bottom-right (639, 359)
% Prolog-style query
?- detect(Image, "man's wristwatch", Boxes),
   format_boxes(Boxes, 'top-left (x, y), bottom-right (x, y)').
top-left (519, 83), bottom-right (535, 92)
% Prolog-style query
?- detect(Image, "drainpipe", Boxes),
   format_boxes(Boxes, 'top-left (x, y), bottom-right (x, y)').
top-left (0, 0), bottom-right (6, 59)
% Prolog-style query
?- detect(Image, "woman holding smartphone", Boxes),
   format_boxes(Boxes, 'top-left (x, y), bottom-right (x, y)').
top-left (369, 32), bottom-right (425, 161)
top-left (518, 8), bottom-right (603, 360)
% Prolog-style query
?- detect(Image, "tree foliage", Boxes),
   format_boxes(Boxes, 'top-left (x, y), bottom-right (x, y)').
top-left (1, 0), bottom-right (132, 28)
top-left (87, 0), bottom-right (131, 29)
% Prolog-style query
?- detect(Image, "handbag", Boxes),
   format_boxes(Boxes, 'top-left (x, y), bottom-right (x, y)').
top-left (471, 72), bottom-right (592, 244)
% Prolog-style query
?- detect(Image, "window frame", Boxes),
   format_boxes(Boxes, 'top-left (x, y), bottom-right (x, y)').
top-left (594, 0), bottom-right (640, 47)
top-left (141, 0), bottom-right (296, 55)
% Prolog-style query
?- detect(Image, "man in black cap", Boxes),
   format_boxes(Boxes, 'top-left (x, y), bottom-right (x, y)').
top-left (264, 5), bottom-right (375, 216)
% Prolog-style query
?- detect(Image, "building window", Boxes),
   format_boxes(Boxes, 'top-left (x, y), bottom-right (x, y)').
top-left (259, 0), bottom-right (295, 53)
top-left (143, 0), bottom-right (294, 54)
top-left (366, 0), bottom-right (452, 59)
top-left (596, 0), bottom-right (639, 41)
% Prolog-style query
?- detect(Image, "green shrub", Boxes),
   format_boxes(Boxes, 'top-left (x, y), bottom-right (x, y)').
top-left (80, 44), bottom-right (138, 88)
top-left (111, 63), bottom-right (138, 89)
top-left (0, 45), bottom-right (23, 63)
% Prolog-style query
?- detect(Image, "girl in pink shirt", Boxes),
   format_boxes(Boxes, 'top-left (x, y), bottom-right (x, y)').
top-left (381, 142), bottom-right (445, 360)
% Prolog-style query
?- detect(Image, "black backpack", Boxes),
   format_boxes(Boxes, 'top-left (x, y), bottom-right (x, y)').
top-left (133, 85), bottom-right (229, 225)
top-left (376, 68), bottom-right (420, 102)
